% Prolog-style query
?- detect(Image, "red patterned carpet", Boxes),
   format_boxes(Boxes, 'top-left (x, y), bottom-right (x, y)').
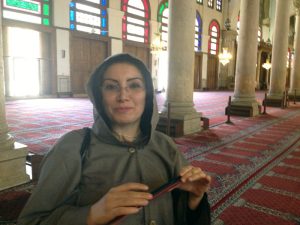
top-left (175, 105), bottom-right (300, 225)
top-left (2, 91), bottom-right (300, 224)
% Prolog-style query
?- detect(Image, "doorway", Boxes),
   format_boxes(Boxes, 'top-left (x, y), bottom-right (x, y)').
top-left (4, 27), bottom-right (42, 97)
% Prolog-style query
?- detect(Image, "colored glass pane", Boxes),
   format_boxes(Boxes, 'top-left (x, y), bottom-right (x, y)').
top-left (43, 18), bottom-right (49, 25)
top-left (208, 20), bottom-right (219, 55)
top-left (195, 11), bottom-right (202, 51)
top-left (69, 0), bottom-right (108, 36)
top-left (43, 4), bottom-right (49, 16)
top-left (216, 0), bottom-right (222, 11)
top-left (3, 0), bottom-right (52, 26)
top-left (5, 0), bottom-right (39, 12)
top-left (122, 0), bottom-right (150, 43)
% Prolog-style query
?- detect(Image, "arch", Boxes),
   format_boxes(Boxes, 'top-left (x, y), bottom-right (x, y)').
top-left (122, 0), bottom-right (150, 43)
top-left (208, 20), bottom-right (220, 55)
top-left (157, 0), bottom-right (169, 45)
top-left (69, 0), bottom-right (108, 36)
top-left (195, 11), bottom-right (202, 52)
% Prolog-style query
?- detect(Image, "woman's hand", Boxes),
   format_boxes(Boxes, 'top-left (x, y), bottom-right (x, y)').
top-left (178, 166), bottom-right (211, 210)
top-left (87, 183), bottom-right (153, 225)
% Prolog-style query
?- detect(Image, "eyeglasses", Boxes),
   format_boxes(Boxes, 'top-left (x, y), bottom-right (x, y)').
top-left (101, 78), bottom-right (145, 94)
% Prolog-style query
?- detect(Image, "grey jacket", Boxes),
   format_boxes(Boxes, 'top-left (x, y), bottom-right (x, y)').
top-left (18, 54), bottom-right (210, 225)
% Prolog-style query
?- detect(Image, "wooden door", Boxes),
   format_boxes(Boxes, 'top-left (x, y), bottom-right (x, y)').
top-left (123, 43), bottom-right (150, 70)
top-left (207, 54), bottom-right (218, 90)
top-left (70, 36), bottom-right (108, 94)
top-left (194, 53), bottom-right (203, 90)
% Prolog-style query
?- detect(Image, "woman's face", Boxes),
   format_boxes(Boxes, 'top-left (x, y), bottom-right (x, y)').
top-left (101, 63), bottom-right (146, 129)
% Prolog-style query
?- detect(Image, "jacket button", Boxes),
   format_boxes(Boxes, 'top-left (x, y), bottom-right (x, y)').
top-left (128, 147), bottom-right (136, 153)
top-left (149, 220), bottom-right (157, 225)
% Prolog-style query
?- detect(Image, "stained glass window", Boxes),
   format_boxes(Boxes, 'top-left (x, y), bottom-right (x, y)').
top-left (69, 0), bottom-right (108, 36)
top-left (216, 0), bottom-right (222, 12)
top-left (208, 20), bottom-right (220, 55)
top-left (122, 0), bottom-right (150, 43)
top-left (208, 0), bottom-right (214, 8)
top-left (2, 0), bottom-right (52, 26)
top-left (195, 11), bottom-right (202, 51)
top-left (157, 0), bottom-right (168, 47)
top-left (196, 0), bottom-right (203, 4)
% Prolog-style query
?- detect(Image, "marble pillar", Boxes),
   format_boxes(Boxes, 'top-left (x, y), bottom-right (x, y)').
top-left (229, 0), bottom-right (260, 116)
top-left (267, 0), bottom-right (291, 105)
top-left (160, 0), bottom-right (202, 135)
top-left (0, 10), bottom-right (30, 191)
top-left (289, 2), bottom-right (300, 99)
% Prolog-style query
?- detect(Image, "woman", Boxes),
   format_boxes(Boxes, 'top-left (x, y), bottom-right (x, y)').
top-left (18, 53), bottom-right (211, 225)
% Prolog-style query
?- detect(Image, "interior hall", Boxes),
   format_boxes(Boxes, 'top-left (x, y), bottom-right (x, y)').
top-left (0, 0), bottom-right (300, 224)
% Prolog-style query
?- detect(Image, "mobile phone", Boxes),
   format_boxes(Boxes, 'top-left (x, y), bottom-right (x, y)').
top-left (109, 176), bottom-right (182, 225)
top-left (151, 176), bottom-right (182, 199)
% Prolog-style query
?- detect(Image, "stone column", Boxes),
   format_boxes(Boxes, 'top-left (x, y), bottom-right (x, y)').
top-left (0, 7), bottom-right (29, 190)
top-left (107, 7), bottom-right (124, 54)
top-left (289, 1), bottom-right (300, 99)
top-left (160, 0), bottom-right (202, 135)
top-left (267, 0), bottom-right (291, 106)
top-left (219, 30), bottom-right (237, 89)
top-left (229, 0), bottom-right (260, 116)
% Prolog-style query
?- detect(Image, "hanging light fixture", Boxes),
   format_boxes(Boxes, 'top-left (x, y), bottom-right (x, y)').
top-left (150, 32), bottom-right (166, 55)
top-left (218, 48), bottom-right (232, 66)
top-left (262, 56), bottom-right (272, 70)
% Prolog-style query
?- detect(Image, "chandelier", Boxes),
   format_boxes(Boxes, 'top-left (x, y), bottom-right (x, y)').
top-left (262, 56), bottom-right (272, 70)
top-left (218, 48), bottom-right (232, 66)
top-left (150, 33), bottom-right (166, 55)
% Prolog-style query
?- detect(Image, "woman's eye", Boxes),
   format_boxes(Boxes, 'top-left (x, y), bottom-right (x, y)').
top-left (128, 82), bottom-right (144, 90)
top-left (103, 84), bottom-right (119, 91)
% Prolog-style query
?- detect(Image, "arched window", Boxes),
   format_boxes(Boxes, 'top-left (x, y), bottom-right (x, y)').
top-left (208, 0), bottom-right (214, 9)
top-left (208, 20), bottom-right (220, 55)
top-left (69, 0), bottom-right (108, 36)
top-left (2, 0), bottom-right (52, 26)
top-left (216, 0), bottom-right (222, 12)
top-left (195, 11), bottom-right (202, 52)
top-left (122, 0), bottom-right (150, 43)
top-left (196, 0), bottom-right (203, 4)
top-left (157, 0), bottom-right (169, 47)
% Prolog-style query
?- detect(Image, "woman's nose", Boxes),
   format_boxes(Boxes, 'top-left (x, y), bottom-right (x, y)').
top-left (117, 86), bottom-right (130, 101)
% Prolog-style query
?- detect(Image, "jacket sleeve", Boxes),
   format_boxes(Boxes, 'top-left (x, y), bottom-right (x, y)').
top-left (171, 143), bottom-right (211, 225)
top-left (173, 190), bottom-right (211, 225)
top-left (18, 130), bottom-right (91, 225)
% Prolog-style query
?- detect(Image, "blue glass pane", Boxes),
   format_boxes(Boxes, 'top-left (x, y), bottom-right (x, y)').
top-left (69, 2), bottom-right (75, 8)
top-left (70, 10), bottom-right (75, 21)
top-left (70, 24), bottom-right (75, 30)
top-left (101, 30), bottom-right (107, 36)
top-left (102, 18), bottom-right (107, 28)
top-left (102, 9), bottom-right (107, 16)
top-left (101, 0), bottom-right (107, 6)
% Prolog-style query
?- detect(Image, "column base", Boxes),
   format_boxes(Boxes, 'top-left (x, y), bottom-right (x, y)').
top-left (264, 94), bottom-right (286, 108)
top-left (225, 101), bottom-right (261, 117)
top-left (0, 142), bottom-right (30, 191)
top-left (157, 112), bottom-right (202, 137)
top-left (288, 94), bottom-right (300, 102)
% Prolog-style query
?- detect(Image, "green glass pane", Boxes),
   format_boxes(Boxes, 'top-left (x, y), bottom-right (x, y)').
top-left (6, 0), bottom-right (39, 12)
top-left (43, 4), bottom-right (49, 16)
top-left (43, 18), bottom-right (50, 26)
